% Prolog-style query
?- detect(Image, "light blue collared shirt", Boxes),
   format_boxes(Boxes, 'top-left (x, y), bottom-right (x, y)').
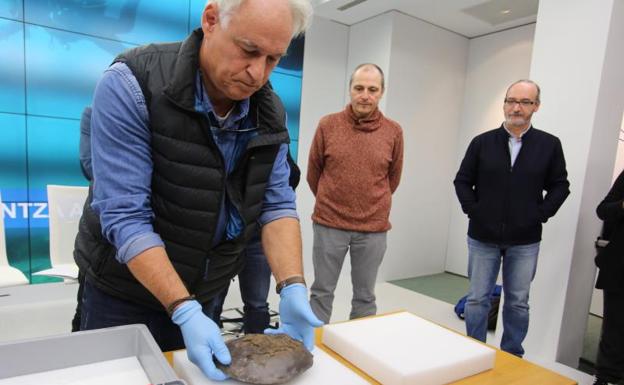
top-left (89, 62), bottom-right (297, 263)
top-left (503, 123), bottom-right (531, 167)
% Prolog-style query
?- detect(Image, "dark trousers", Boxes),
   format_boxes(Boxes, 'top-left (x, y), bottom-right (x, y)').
top-left (213, 238), bottom-right (272, 333)
top-left (596, 290), bottom-right (624, 383)
top-left (71, 271), bottom-right (86, 332)
top-left (79, 278), bottom-right (222, 352)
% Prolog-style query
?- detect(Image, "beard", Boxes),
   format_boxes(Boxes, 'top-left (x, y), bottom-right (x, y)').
top-left (505, 114), bottom-right (530, 128)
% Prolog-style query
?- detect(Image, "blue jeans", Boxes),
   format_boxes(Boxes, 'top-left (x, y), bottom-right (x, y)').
top-left (80, 278), bottom-right (222, 352)
top-left (465, 236), bottom-right (539, 356)
top-left (214, 237), bottom-right (272, 333)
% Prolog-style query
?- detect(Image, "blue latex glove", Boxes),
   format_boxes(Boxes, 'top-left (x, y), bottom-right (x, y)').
top-left (264, 283), bottom-right (323, 351)
top-left (172, 300), bottom-right (230, 381)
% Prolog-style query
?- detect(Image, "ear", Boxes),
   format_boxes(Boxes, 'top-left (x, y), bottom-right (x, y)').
top-left (201, 3), bottom-right (220, 35)
top-left (533, 101), bottom-right (541, 112)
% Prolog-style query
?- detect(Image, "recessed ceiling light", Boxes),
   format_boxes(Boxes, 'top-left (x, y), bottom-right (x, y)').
top-left (501, 9), bottom-right (512, 15)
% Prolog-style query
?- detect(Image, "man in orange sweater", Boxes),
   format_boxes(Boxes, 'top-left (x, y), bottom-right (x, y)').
top-left (307, 63), bottom-right (404, 323)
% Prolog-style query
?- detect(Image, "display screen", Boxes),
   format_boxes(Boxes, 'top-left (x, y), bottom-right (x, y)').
top-left (0, 0), bottom-right (305, 282)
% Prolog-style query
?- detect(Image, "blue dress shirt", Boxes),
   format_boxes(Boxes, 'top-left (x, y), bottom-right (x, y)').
top-left (90, 62), bottom-right (297, 264)
top-left (503, 123), bottom-right (531, 167)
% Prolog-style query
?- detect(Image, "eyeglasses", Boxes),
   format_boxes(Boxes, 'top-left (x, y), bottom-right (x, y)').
top-left (504, 98), bottom-right (536, 107)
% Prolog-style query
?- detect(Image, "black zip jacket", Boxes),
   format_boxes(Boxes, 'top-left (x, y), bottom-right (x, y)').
top-left (595, 169), bottom-right (624, 291)
top-left (454, 125), bottom-right (570, 245)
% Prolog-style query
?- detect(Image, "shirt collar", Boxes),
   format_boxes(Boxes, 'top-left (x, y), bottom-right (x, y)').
top-left (503, 122), bottom-right (531, 140)
top-left (194, 70), bottom-right (250, 128)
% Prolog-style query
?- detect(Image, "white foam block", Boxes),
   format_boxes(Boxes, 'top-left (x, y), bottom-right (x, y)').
top-left (173, 346), bottom-right (369, 385)
top-left (0, 356), bottom-right (150, 385)
top-left (322, 312), bottom-right (496, 385)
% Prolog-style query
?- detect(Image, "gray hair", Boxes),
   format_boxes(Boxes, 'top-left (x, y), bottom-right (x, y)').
top-left (506, 79), bottom-right (541, 103)
top-left (349, 63), bottom-right (385, 90)
top-left (205, 0), bottom-right (313, 37)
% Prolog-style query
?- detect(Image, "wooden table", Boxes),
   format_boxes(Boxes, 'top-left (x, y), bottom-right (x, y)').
top-left (165, 329), bottom-right (577, 385)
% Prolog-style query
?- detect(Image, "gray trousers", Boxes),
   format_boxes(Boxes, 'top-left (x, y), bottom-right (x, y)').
top-left (309, 223), bottom-right (387, 323)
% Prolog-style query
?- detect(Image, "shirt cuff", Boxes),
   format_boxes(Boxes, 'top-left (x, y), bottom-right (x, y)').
top-left (117, 233), bottom-right (165, 264)
top-left (258, 209), bottom-right (299, 226)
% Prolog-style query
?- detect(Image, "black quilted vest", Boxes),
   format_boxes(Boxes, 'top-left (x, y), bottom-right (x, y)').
top-left (74, 29), bottom-right (290, 310)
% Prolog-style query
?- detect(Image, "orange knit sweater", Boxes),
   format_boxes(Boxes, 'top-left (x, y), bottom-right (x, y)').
top-left (307, 105), bottom-right (404, 232)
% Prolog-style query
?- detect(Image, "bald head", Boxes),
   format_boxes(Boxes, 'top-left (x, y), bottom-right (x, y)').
top-left (506, 79), bottom-right (541, 103)
top-left (349, 63), bottom-right (384, 119)
top-left (349, 63), bottom-right (385, 91)
top-left (503, 79), bottom-right (541, 133)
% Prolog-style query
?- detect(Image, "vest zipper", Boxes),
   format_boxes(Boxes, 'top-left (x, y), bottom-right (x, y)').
top-left (502, 134), bottom-right (512, 242)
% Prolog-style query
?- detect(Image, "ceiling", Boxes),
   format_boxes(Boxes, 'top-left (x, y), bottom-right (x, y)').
top-left (311, 0), bottom-right (539, 38)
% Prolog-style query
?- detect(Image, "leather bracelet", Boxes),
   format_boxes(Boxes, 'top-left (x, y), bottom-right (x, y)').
top-left (166, 294), bottom-right (196, 317)
top-left (276, 276), bottom-right (306, 294)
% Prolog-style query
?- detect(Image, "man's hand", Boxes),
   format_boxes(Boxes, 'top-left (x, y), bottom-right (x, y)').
top-left (264, 283), bottom-right (323, 350)
top-left (172, 300), bottom-right (230, 381)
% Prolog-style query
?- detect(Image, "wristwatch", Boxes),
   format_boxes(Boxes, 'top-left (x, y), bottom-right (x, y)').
top-left (276, 276), bottom-right (306, 294)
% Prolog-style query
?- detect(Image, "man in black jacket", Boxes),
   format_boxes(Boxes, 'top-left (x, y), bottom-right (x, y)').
top-left (593, 170), bottom-right (624, 385)
top-left (454, 80), bottom-right (570, 357)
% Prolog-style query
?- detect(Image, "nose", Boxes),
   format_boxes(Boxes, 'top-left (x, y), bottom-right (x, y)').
top-left (246, 57), bottom-right (266, 84)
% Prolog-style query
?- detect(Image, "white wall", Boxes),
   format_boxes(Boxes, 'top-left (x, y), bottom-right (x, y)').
top-left (299, 12), bottom-right (469, 283)
top-left (382, 12), bottom-right (468, 280)
top-left (528, 0), bottom-right (624, 365)
top-left (445, 24), bottom-right (536, 275)
top-left (297, 16), bottom-right (349, 283)
top-left (299, 8), bottom-right (624, 368)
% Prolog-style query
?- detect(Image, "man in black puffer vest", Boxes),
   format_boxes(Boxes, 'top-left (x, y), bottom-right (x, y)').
top-left (74, 0), bottom-right (321, 381)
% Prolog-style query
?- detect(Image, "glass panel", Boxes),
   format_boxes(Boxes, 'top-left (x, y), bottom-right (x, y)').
top-left (0, 18), bottom-right (24, 114)
top-left (30, 213), bottom-right (59, 284)
top-left (0, 113), bottom-right (27, 202)
top-left (5, 1), bottom-right (306, 285)
top-left (276, 35), bottom-right (304, 76)
top-left (4, 226), bottom-right (31, 281)
top-left (270, 72), bottom-right (302, 142)
top-left (27, 116), bottom-right (88, 203)
top-left (0, 112), bottom-right (30, 281)
top-left (0, 0), bottom-right (22, 20)
top-left (25, 24), bottom-right (135, 119)
top-left (289, 139), bottom-right (298, 162)
top-left (189, 0), bottom-right (204, 32)
top-left (24, 0), bottom-right (188, 45)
